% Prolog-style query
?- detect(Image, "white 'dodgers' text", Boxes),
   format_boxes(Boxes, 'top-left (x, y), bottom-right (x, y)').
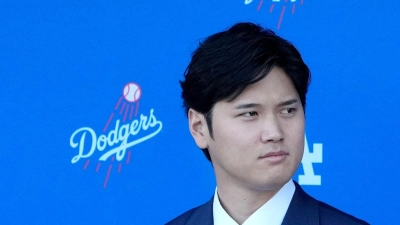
top-left (70, 109), bottom-right (162, 163)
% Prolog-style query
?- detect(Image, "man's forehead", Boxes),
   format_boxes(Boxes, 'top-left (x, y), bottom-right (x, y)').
top-left (227, 73), bottom-right (299, 101)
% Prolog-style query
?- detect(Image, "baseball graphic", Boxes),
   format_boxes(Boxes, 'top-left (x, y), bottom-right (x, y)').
top-left (123, 82), bottom-right (142, 102)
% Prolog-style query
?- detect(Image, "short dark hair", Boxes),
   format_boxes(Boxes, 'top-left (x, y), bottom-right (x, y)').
top-left (181, 22), bottom-right (311, 161)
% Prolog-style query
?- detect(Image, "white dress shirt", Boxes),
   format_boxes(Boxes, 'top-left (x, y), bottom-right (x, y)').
top-left (213, 180), bottom-right (295, 225)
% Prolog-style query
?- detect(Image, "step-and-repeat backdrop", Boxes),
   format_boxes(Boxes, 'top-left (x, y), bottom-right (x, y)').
top-left (1, 1), bottom-right (399, 224)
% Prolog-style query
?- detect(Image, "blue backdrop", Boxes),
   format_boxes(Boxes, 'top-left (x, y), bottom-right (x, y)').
top-left (1, 0), bottom-right (399, 224)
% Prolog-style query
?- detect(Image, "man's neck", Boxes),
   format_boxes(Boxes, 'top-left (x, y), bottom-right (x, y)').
top-left (216, 183), bottom-right (283, 224)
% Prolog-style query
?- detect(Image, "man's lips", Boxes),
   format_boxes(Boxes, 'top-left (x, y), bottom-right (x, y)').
top-left (259, 151), bottom-right (288, 164)
top-left (260, 151), bottom-right (289, 158)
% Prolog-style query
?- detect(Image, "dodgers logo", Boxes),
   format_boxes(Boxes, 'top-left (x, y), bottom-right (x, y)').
top-left (299, 136), bottom-right (323, 185)
top-left (245, 0), bottom-right (304, 30)
top-left (70, 82), bottom-right (163, 188)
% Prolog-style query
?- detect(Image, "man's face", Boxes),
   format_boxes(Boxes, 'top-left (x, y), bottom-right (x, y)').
top-left (193, 67), bottom-right (305, 192)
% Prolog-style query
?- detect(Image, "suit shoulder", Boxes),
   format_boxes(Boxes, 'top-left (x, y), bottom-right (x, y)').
top-left (165, 198), bottom-right (213, 225)
top-left (318, 201), bottom-right (369, 225)
top-left (165, 206), bottom-right (200, 225)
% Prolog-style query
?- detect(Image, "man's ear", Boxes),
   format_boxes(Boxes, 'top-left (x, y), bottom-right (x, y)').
top-left (188, 109), bottom-right (209, 149)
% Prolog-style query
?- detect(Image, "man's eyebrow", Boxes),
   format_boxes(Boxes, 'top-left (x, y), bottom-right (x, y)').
top-left (278, 99), bottom-right (298, 107)
top-left (234, 103), bottom-right (261, 109)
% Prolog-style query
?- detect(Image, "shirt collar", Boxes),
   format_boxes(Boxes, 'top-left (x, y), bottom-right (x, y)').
top-left (213, 179), bottom-right (295, 225)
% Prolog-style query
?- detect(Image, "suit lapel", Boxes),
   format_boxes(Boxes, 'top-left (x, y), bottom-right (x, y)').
top-left (186, 197), bottom-right (214, 225)
top-left (185, 182), bottom-right (320, 225)
top-left (282, 181), bottom-right (320, 225)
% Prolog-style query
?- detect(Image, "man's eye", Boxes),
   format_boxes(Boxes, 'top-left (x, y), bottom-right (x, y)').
top-left (243, 111), bottom-right (258, 117)
top-left (281, 108), bottom-right (296, 114)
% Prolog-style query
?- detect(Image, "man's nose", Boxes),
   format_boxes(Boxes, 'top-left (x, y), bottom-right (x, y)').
top-left (260, 115), bottom-right (284, 143)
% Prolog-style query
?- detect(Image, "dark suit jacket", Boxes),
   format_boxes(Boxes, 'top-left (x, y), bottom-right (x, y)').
top-left (166, 181), bottom-right (369, 225)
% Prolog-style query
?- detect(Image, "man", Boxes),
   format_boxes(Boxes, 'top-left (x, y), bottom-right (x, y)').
top-left (166, 22), bottom-right (368, 225)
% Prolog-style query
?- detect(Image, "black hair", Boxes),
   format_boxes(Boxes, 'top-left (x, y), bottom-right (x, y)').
top-left (180, 22), bottom-right (311, 162)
